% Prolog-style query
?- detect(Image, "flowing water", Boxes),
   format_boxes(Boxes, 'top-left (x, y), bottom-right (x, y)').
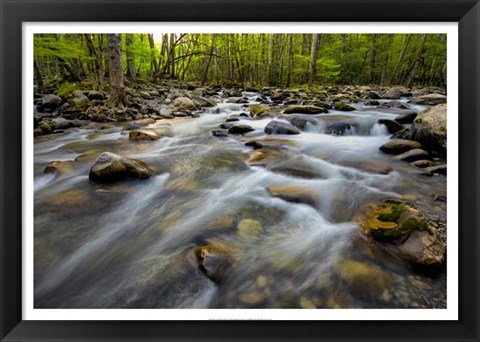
top-left (34, 94), bottom-right (446, 309)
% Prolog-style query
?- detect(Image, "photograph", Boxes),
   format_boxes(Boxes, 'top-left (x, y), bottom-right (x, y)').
top-left (32, 32), bottom-right (448, 310)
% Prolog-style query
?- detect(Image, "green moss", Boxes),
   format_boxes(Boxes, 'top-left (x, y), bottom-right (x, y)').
top-left (400, 218), bottom-right (429, 233)
top-left (377, 204), bottom-right (403, 223)
top-left (54, 82), bottom-right (78, 99)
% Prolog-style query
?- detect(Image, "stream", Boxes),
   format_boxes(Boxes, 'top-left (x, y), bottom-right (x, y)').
top-left (34, 93), bottom-right (446, 309)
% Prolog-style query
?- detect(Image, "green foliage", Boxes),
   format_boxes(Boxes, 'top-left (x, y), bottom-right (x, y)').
top-left (33, 33), bottom-right (447, 88)
top-left (54, 82), bottom-right (78, 98)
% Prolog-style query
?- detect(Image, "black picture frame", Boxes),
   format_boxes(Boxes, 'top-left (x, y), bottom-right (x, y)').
top-left (1, 0), bottom-right (479, 341)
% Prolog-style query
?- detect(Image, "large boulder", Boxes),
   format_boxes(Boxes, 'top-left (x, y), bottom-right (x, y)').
top-left (409, 94), bottom-right (446, 106)
top-left (283, 105), bottom-right (326, 114)
top-left (89, 152), bottom-right (152, 181)
top-left (354, 200), bottom-right (445, 269)
top-left (395, 112), bottom-right (417, 124)
top-left (87, 90), bottom-right (105, 101)
top-left (228, 124), bottom-right (255, 135)
top-left (384, 88), bottom-right (402, 99)
top-left (409, 104), bottom-right (447, 157)
top-left (174, 96), bottom-right (196, 109)
top-left (193, 96), bottom-right (216, 107)
top-left (41, 94), bottom-right (62, 109)
top-left (379, 139), bottom-right (421, 155)
top-left (264, 120), bottom-right (300, 135)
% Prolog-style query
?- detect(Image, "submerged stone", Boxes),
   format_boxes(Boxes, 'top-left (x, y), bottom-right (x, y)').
top-left (89, 152), bottom-right (152, 182)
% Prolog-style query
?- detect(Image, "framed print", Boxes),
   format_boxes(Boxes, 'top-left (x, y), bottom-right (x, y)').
top-left (1, 0), bottom-right (479, 341)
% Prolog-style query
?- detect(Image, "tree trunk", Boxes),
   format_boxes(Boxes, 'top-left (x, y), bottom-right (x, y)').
top-left (405, 34), bottom-right (427, 88)
top-left (201, 35), bottom-right (216, 86)
top-left (389, 34), bottom-right (411, 85)
top-left (34, 60), bottom-right (45, 93)
top-left (148, 34), bottom-right (159, 82)
top-left (368, 34), bottom-right (377, 84)
top-left (380, 35), bottom-right (393, 86)
top-left (125, 34), bottom-right (136, 81)
top-left (308, 34), bottom-right (321, 88)
top-left (286, 34), bottom-right (294, 87)
top-left (107, 34), bottom-right (125, 108)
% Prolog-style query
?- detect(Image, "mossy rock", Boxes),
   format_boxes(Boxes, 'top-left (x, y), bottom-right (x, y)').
top-left (333, 101), bottom-right (355, 111)
top-left (89, 152), bottom-right (153, 182)
top-left (237, 219), bottom-right (263, 240)
top-left (44, 160), bottom-right (75, 175)
top-left (250, 104), bottom-right (271, 117)
top-left (355, 201), bottom-right (431, 242)
top-left (354, 200), bottom-right (446, 270)
top-left (129, 129), bottom-right (160, 141)
top-left (335, 259), bottom-right (393, 301)
top-left (283, 105), bottom-right (326, 115)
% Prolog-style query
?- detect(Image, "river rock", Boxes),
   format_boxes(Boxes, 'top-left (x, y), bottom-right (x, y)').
top-left (379, 139), bottom-right (421, 155)
top-left (228, 124), bottom-right (255, 135)
top-left (354, 200), bottom-right (445, 269)
top-left (264, 120), bottom-right (300, 135)
top-left (72, 94), bottom-right (89, 109)
top-left (237, 219), bottom-right (263, 240)
top-left (44, 160), bottom-right (74, 175)
top-left (129, 130), bottom-right (160, 141)
top-left (326, 122), bottom-right (352, 135)
top-left (39, 121), bottom-right (53, 134)
top-left (424, 164), bottom-right (447, 175)
top-left (335, 259), bottom-right (392, 299)
top-left (196, 240), bottom-right (238, 283)
top-left (267, 185), bottom-right (317, 207)
top-left (410, 104), bottom-right (447, 157)
top-left (398, 230), bottom-right (446, 268)
top-left (411, 159), bottom-right (434, 168)
top-left (409, 93), bottom-right (446, 106)
top-left (395, 112), bottom-right (417, 124)
top-left (393, 149), bottom-right (430, 162)
top-left (42, 94), bottom-right (62, 109)
top-left (89, 152), bottom-right (152, 181)
top-left (283, 105), bottom-right (326, 114)
top-left (333, 101), bottom-right (355, 111)
top-left (384, 100), bottom-right (408, 109)
top-left (193, 96), bottom-right (216, 107)
top-left (245, 141), bottom-right (263, 149)
top-left (225, 116), bottom-right (240, 122)
top-left (174, 96), bottom-right (196, 109)
top-left (287, 115), bottom-right (322, 130)
top-left (211, 129), bottom-right (228, 137)
top-left (377, 119), bottom-right (403, 134)
top-left (52, 117), bottom-right (73, 130)
top-left (87, 90), bottom-right (105, 100)
top-left (250, 104), bottom-right (271, 118)
top-left (384, 88), bottom-right (402, 99)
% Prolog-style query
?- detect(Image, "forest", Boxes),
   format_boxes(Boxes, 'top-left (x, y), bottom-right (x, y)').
top-left (34, 33), bottom-right (446, 93)
top-left (34, 33), bottom-right (448, 310)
